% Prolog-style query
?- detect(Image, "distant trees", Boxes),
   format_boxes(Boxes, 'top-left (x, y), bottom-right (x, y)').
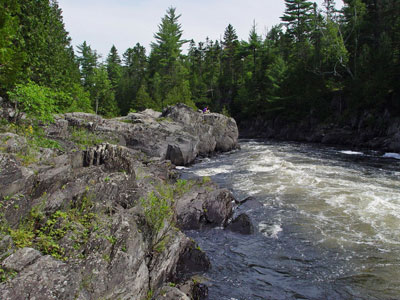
top-left (119, 43), bottom-right (148, 113)
top-left (1, 0), bottom-right (89, 113)
top-left (0, 0), bottom-right (23, 93)
top-left (1, 2), bottom-right (399, 124)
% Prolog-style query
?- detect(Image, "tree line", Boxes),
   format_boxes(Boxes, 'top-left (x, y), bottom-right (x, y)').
top-left (1, 0), bottom-right (399, 124)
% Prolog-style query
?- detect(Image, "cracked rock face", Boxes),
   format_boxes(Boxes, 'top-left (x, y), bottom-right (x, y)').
top-left (60, 103), bottom-right (239, 166)
top-left (175, 185), bottom-right (234, 230)
top-left (0, 104), bottom-right (240, 300)
top-left (0, 143), bottom-right (218, 300)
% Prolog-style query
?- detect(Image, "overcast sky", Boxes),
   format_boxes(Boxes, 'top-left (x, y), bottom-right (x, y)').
top-left (57, 0), bottom-right (343, 60)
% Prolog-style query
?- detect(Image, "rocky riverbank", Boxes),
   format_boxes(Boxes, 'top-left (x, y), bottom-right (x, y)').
top-left (239, 111), bottom-right (400, 152)
top-left (0, 104), bottom-right (241, 299)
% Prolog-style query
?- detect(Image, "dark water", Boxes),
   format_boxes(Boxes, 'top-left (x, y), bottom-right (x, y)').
top-left (180, 140), bottom-right (400, 300)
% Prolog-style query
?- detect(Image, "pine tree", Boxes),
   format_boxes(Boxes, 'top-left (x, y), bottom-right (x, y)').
top-left (119, 43), bottom-right (148, 114)
top-left (135, 83), bottom-right (159, 111)
top-left (323, 0), bottom-right (337, 20)
top-left (202, 39), bottom-right (222, 109)
top-left (247, 21), bottom-right (262, 77)
top-left (17, 0), bottom-right (80, 89)
top-left (149, 7), bottom-right (190, 108)
top-left (76, 41), bottom-right (99, 88)
top-left (90, 65), bottom-right (119, 117)
top-left (187, 40), bottom-right (209, 106)
top-left (106, 45), bottom-right (122, 91)
top-left (219, 24), bottom-right (239, 111)
top-left (0, 0), bottom-right (24, 95)
top-left (281, 0), bottom-right (314, 42)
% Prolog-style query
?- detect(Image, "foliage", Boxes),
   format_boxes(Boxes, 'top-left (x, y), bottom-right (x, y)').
top-left (7, 82), bottom-right (56, 123)
top-left (90, 65), bottom-right (119, 117)
top-left (119, 43), bottom-right (148, 114)
top-left (140, 191), bottom-right (173, 236)
top-left (76, 41), bottom-right (98, 89)
top-left (149, 7), bottom-right (189, 110)
top-left (0, 267), bottom-right (17, 283)
top-left (0, 0), bottom-right (24, 94)
top-left (134, 83), bottom-right (160, 111)
top-left (174, 179), bottom-right (195, 196)
top-left (281, 0), bottom-right (314, 42)
top-left (70, 127), bottom-right (104, 150)
top-left (1, 1), bottom-right (400, 130)
top-left (1, 0), bottom-right (81, 94)
top-left (7, 191), bottom-right (98, 261)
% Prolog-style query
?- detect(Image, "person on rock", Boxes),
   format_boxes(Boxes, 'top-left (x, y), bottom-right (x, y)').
top-left (202, 106), bottom-right (209, 114)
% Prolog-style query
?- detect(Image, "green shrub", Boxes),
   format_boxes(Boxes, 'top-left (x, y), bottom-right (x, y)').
top-left (174, 179), bottom-right (194, 196)
top-left (9, 228), bottom-right (35, 248)
top-left (5, 192), bottom-right (98, 261)
top-left (140, 191), bottom-right (173, 235)
top-left (7, 82), bottom-right (57, 124)
top-left (71, 127), bottom-right (104, 150)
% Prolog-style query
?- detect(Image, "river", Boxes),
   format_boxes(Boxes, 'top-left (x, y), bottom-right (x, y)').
top-left (180, 140), bottom-right (400, 300)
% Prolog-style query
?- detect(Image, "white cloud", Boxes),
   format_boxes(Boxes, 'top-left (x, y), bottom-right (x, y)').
top-left (58, 0), bottom-right (343, 60)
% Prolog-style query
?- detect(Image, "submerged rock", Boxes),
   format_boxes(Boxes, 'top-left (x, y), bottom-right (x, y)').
top-left (175, 184), bottom-right (234, 230)
top-left (227, 213), bottom-right (255, 235)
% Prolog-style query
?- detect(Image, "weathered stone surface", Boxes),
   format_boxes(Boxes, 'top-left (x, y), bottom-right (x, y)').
top-left (150, 232), bottom-right (209, 290)
top-left (175, 183), bottom-right (234, 230)
top-left (59, 103), bottom-right (239, 165)
top-left (74, 211), bottom-right (150, 300)
top-left (157, 286), bottom-right (191, 300)
top-left (0, 104), bottom-right (239, 300)
top-left (172, 240), bottom-right (211, 283)
top-left (0, 235), bottom-right (15, 261)
top-left (0, 133), bottom-right (27, 153)
top-left (178, 277), bottom-right (209, 300)
top-left (162, 103), bottom-right (239, 156)
top-left (0, 255), bottom-right (79, 300)
top-left (2, 247), bottom-right (42, 272)
top-left (45, 115), bottom-right (69, 138)
top-left (0, 154), bottom-right (35, 199)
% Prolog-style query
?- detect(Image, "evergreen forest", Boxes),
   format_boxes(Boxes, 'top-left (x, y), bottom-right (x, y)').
top-left (1, 0), bottom-right (399, 126)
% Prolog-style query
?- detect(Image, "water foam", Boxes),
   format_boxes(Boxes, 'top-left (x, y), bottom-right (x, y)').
top-left (192, 165), bottom-right (232, 176)
top-left (340, 150), bottom-right (364, 155)
top-left (383, 153), bottom-right (400, 160)
top-left (259, 221), bottom-right (282, 238)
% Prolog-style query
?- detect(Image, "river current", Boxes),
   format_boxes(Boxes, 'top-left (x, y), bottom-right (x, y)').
top-left (180, 140), bottom-right (400, 300)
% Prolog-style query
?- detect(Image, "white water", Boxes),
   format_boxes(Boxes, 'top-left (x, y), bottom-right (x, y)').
top-left (184, 140), bottom-right (400, 299)
top-left (383, 152), bottom-right (400, 160)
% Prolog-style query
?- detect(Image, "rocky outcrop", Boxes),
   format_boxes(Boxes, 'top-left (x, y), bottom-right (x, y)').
top-left (240, 111), bottom-right (400, 152)
top-left (0, 104), bottom-right (241, 300)
top-left (54, 103), bottom-right (239, 166)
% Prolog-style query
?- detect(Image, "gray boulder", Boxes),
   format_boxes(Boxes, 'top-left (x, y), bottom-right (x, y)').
top-left (175, 183), bottom-right (234, 230)
top-left (0, 255), bottom-right (79, 300)
top-left (58, 103), bottom-right (239, 165)
top-left (2, 247), bottom-right (42, 272)
top-left (157, 286), bottom-right (191, 300)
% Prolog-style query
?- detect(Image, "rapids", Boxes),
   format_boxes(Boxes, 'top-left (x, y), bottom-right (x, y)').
top-left (180, 140), bottom-right (400, 300)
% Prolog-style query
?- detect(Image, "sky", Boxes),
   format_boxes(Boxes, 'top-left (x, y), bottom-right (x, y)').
top-left (57, 0), bottom-right (343, 60)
